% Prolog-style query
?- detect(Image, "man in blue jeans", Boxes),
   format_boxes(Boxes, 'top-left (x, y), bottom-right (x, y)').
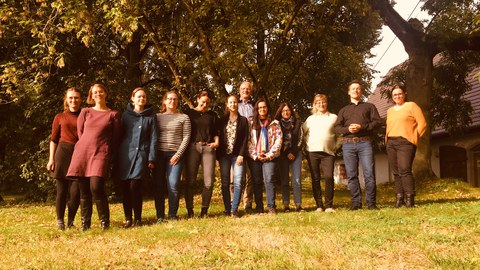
top-left (334, 80), bottom-right (382, 210)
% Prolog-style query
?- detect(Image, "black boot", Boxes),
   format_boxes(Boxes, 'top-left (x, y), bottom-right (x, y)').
top-left (405, 194), bottom-right (415, 208)
top-left (57, 220), bottom-right (65, 231)
top-left (80, 198), bottom-right (92, 231)
top-left (200, 207), bottom-right (208, 218)
top-left (95, 199), bottom-right (110, 230)
top-left (187, 208), bottom-right (194, 219)
top-left (395, 193), bottom-right (405, 208)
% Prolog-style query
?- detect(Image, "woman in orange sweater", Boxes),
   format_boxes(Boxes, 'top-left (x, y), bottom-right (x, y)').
top-left (386, 84), bottom-right (426, 208)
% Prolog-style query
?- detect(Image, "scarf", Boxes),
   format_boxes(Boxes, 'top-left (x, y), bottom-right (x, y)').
top-left (256, 119), bottom-right (269, 154)
top-left (281, 117), bottom-right (293, 151)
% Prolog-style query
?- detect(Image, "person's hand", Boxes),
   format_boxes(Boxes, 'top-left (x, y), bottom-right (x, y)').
top-left (236, 156), bottom-right (244, 166)
top-left (46, 160), bottom-right (54, 171)
top-left (148, 162), bottom-right (155, 169)
top-left (287, 153), bottom-right (295, 160)
top-left (207, 142), bottom-right (218, 150)
top-left (348, 123), bottom-right (361, 134)
top-left (170, 156), bottom-right (179, 166)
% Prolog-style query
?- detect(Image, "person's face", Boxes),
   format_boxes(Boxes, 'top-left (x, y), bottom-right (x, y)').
top-left (164, 93), bottom-right (178, 110)
top-left (281, 105), bottom-right (292, 120)
top-left (197, 96), bottom-right (210, 112)
top-left (91, 86), bottom-right (107, 104)
top-left (132, 90), bottom-right (147, 108)
top-left (258, 101), bottom-right (268, 119)
top-left (314, 98), bottom-right (328, 114)
top-left (66, 91), bottom-right (81, 112)
top-left (227, 96), bottom-right (238, 113)
top-left (348, 83), bottom-right (362, 101)
top-left (239, 82), bottom-right (252, 101)
top-left (392, 88), bottom-right (406, 105)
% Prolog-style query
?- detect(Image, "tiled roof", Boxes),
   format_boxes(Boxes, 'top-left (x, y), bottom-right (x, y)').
top-left (368, 60), bottom-right (480, 135)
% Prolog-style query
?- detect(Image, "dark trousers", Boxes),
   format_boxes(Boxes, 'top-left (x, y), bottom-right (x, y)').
top-left (55, 178), bottom-right (79, 222)
top-left (122, 179), bottom-right (142, 221)
top-left (386, 137), bottom-right (417, 195)
top-left (306, 152), bottom-right (335, 208)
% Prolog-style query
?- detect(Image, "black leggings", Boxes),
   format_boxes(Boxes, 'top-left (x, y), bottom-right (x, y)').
top-left (122, 179), bottom-right (143, 221)
top-left (56, 178), bottom-right (80, 222)
top-left (78, 176), bottom-right (107, 201)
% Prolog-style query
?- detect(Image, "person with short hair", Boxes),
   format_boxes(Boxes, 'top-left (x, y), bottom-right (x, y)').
top-left (386, 84), bottom-right (426, 208)
top-left (116, 87), bottom-right (158, 227)
top-left (47, 87), bottom-right (81, 230)
top-left (334, 80), bottom-right (382, 210)
top-left (67, 83), bottom-right (121, 230)
top-left (303, 94), bottom-right (338, 213)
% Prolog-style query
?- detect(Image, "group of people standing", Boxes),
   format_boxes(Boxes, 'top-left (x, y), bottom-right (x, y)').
top-left (47, 80), bottom-right (426, 231)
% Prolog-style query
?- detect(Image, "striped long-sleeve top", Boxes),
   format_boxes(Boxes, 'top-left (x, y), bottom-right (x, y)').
top-left (156, 113), bottom-right (191, 159)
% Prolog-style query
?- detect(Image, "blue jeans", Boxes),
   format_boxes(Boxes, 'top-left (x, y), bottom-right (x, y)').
top-left (278, 152), bottom-right (302, 205)
top-left (219, 154), bottom-right (245, 212)
top-left (153, 151), bottom-right (183, 218)
top-left (249, 158), bottom-right (276, 209)
top-left (342, 141), bottom-right (376, 207)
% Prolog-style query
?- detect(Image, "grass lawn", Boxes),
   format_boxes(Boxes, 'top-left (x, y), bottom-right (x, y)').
top-left (1, 178), bottom-right (479, 269)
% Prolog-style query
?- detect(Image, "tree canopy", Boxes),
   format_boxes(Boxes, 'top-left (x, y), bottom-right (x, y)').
top-left (1, 0), bottom-right (382, 200)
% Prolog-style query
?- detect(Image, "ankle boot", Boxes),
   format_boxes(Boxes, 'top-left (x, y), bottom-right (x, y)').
top-left (283, 202), bottom-right (290, 212)
top-left (405, 194), bottom-right (415, 208)
top-left (200, 207), bottom-right (208, 218)
top-left (187, 208), bottom-right (194, 218)
top-left (395, 193), bottom-right (405, 208)
top-left (95, 199), bottom-right (110, 230)
top-left (80, 198), bottom-right (92, 231)
top-left (57, 220), bottom-right (65, 231)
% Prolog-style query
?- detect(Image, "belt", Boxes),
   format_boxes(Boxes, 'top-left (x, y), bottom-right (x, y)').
top-left (343, 136), bottom-right (371, 143)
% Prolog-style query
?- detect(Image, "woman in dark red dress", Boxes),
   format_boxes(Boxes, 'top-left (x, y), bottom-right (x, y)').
top-left (47, 87), bottom-right (81, 230)
top-left (67, 83), bottom-right (121, 230)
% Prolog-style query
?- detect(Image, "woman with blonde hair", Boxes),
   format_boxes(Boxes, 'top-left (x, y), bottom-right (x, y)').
top-left (47, 87), bottom-right (82, 230)
top-left (303, 94), bottom-right (338, 212)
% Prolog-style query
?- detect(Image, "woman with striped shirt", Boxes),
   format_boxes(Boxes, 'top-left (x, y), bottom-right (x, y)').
top-left (153, 91), bottom-right (191, 221)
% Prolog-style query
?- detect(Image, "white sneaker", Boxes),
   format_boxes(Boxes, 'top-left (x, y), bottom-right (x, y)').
top-left (316, 207), bottom-right (324, 212)
top-left (325, 208), bottom-right (336, 213)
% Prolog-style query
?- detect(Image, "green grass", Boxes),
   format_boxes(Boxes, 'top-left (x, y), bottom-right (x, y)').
top-left (1, 178), bottom-right (480, 269)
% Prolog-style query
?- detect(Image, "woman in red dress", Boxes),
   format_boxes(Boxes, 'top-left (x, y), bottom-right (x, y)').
top-left (67, 83), bottom-right (121, 230)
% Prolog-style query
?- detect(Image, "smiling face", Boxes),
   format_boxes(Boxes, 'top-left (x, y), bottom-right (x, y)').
top-left (258, 101), bottom-right (268, 119)
top-left (313, 96), bottom-right (328, 114)
top-left (91, 85), bottom-right (107, 105)
top-left (226, 95), bottom-right (238, 113)
top-left (392, 87), bottom-right (406, 105)
top-left (132, 90), bottom-right (147, 109)
top-left (239, 82), bottom-right (252, 101)
top-left (196, 95), bottom-right (211, 112)
top-left (348, 83), bottom-right (362, 101)
top-left (281, 105), bottom-right (292, 120)
top-left (65, 90), bottom-right (81, 112)
top-left (164, 92), bottom-right (178, 111)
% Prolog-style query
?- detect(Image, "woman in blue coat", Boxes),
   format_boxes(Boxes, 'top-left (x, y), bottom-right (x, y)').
top-left (116, 87), bottom-right (158, 228)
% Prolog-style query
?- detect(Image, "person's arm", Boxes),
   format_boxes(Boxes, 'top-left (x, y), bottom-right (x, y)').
top-left (47, 114), bottom-right (61, 171)
top-left (148, 116), bottom-right (158, 169)
top-left (412, 102), bottom-right (427, 138)
top-left (172, 115), bottom-right (191, 164)
top-left (77, 109), bottom-right (87, 139)
top-left (333, 108), bottom-right (349, 135)
top-left (265, 122), bottom-right (283, 160)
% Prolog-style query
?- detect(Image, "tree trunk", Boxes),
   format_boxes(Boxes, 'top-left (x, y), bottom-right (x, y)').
top-left (405, 48), bottom-right (437, 180)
